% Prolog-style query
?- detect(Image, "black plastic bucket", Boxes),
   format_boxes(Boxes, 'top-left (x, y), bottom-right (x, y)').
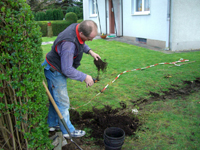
top-left (104, 127), bottom-right (125, 150)
top-left (104, 141), bottom-right (124, 150)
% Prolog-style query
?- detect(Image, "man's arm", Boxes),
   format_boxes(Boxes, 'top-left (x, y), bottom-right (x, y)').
top-left (59, 42), bottom-right (87, 82)
top-left (59, 42), bottom-right (95, 87)
top-left (83, 44), bottom-right (101, 60)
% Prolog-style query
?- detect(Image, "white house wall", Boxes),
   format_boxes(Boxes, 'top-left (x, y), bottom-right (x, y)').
top-left (83, 0), bottom-right (89, 20)
top-left (83, 0), bottom-right (106, 34)
top-left (123, 0), bottom-right (169, 48)
top-left (83, 0), bottom-right (200, 51)
top-left (170, 0), bottom-right (200, 51)
top-left (83, 0), bottom-right (99, 32)
top-left (83, 0), bottom-right (169, 48)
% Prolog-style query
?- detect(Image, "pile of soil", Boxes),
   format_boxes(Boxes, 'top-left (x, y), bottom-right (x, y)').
top-left (69, 104), bottom-right (140, 146)
top-left (60, 104), bottom-right (140, 150)
top-left (94, 58), bottom-right (107, 72)
top-left (93, 58), bottom-right (108, 80)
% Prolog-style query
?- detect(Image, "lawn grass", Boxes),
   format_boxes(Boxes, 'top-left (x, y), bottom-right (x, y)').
top-left (41, 37), bottom-right (200, 149)
top-left (124, 92), bottom-right (200, 149)
top-left (42, 36), bottom-right (57, 42)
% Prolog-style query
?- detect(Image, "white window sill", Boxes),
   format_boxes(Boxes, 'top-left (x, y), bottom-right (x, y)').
top-left (89, 14), bottom-right (97, 18)
top-left (132, 11), bottom-right (150, 16)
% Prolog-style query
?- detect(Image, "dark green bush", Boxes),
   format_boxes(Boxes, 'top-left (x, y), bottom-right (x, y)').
top-left (53, 8), bottom-right (64, 20)
top-left (66, 6), bottom-right (83, 19)
top-left (35, 9), bottom-right (64, 21)
top-left (66, 6), bottom-right (79, 14)
top-left (77, 9), bottom-right (83, 20)
top-left (45, 9), bottom-right (54, 20)
top-left (35, 11), bottom-right (46, 21)
top-left (65, 12), bottom-right (78, 24)
top-left (0, 0), bottom-right (52, 149)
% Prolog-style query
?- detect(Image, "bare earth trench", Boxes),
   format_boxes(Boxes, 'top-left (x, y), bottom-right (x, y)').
top-left (49, 77), bottom-right (200, 150)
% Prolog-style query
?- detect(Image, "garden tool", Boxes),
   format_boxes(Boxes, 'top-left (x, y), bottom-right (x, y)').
top-left (93, 78), bottom-right (99, 83)
top-left (42, 81), bottom-right (83, 150)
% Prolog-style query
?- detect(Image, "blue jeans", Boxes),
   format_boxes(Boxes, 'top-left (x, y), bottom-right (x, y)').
top-left (44, 68), bottom-right (75, 134)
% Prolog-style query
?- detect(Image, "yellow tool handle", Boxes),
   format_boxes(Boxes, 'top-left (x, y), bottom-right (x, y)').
top-left (42, 80), bottom-right (63, 120)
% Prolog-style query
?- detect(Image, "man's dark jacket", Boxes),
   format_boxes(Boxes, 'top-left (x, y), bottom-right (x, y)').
top-left (46, 23), bottom-right (84, 74)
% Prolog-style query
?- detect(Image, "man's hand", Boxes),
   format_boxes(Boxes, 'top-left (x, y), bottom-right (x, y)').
top-left (88, 50), bottom-right (101, 61)
top-left (84, 75), bottom-right (94, 87)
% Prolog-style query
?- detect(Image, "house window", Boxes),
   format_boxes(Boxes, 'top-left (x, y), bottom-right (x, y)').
top-left (132, 0), bottom-right (150, 15)
top-left (136, 37), bottom-right (147, 44)
top-left (90, 0), bottom-right (97, 17)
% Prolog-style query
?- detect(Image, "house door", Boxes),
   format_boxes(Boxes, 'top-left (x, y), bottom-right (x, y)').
top-left (109, 0), bottom-right (115, 34)
top-left (108, 0), bottom-right (123, 36)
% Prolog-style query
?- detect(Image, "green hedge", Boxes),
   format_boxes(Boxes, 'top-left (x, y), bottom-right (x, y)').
top-left (52, 20), bottom-right (73, 36)
top-left (0, 0), bottom-right (52, 149)
top-left (36, 20), bottom-right (74, 37)
top-left (36, 21), bottom-right (48, 37)
top-left (77, 19), bottom-right (83, 23)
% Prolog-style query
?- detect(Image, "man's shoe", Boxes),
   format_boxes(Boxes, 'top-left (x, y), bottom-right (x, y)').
top-left (63, 130), bottom-right (86, 138)
top-left (49, 126), bottom-right (60, 132)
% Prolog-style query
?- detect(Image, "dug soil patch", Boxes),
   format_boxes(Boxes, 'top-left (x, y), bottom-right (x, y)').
top-left (61, 77), bottom-right (200, 150)
top-left (130, 77), bottom-right (200, 108)
top-left (67, 104), bottom-right (140, 149)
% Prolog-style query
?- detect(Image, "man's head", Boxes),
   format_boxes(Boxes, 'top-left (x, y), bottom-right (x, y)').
top-left (78, 20), bottom-right (98, 41)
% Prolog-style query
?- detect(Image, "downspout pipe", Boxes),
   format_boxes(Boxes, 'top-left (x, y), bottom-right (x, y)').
top-left (166, 0), bottom-right (171, 50)
top-left (96, 0), bottom-right (102, 34)
top-left (105, 0), bottom-right (107, 35)
top-left (121, 0), bottom-right (123, 36)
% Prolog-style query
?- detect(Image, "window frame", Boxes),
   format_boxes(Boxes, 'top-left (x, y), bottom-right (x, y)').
top-left (89, 0), bottom-right (97, 17)
top-left (131, 0), bottom-right (150, 16)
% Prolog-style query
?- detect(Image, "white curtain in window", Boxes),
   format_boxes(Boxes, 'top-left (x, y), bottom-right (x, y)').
top-left (144, 0), bottom-right (150, 11)
top-left (136, 0), bottom-right (149, 12)
top-left (92, 0), bottom-right (96, 14)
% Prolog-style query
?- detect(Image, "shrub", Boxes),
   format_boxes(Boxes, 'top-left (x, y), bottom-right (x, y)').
top-left (0, 0), bottom-right (52, 149)
top-left (65, 12), bottom-right (78, 24)
top-left (35, 11), bottom-right (46, 21)
top-left (53, 8), bottom-right (64, 20)
top-left (77, 9), bottom-right (83, 20)
top-left (66, 6), bottom-right (83, 19)
top-left (66, 6), bottom-right (79, 14)
top-left (34, 9), bottom-right (64, 21)
top-left (45, 9), bottom-right (54, 20)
